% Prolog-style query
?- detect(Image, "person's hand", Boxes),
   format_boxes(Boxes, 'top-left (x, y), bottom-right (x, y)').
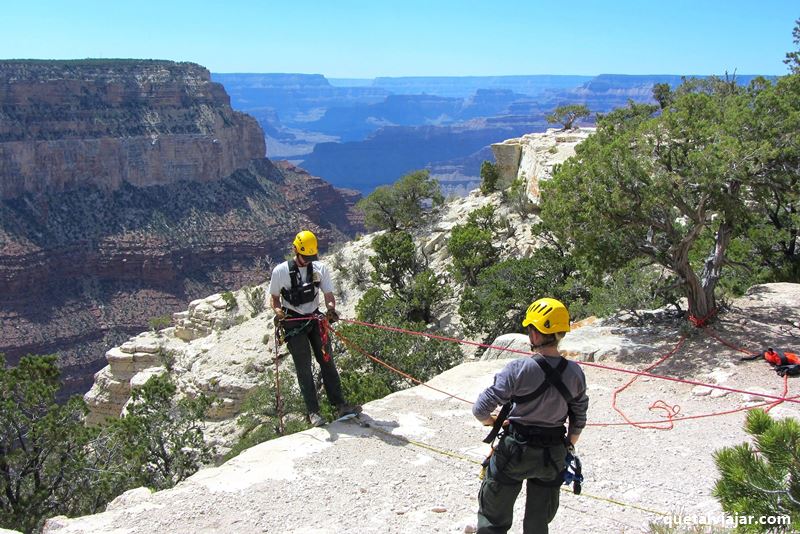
top-left (273, 309), bottom-right (285, 327)
top-left (326, 309), bottom-right (340, 323)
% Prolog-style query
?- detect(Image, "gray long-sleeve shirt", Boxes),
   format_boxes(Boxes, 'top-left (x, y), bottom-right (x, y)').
top-left (473, 355), bottom-right (589, 437)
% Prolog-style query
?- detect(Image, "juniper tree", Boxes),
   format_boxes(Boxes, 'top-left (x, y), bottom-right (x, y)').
top-left (357, 170), bottom-right (444, 231)
top-left (447, 205), bottom-right (498, 286)
top-left (479, 160), bottom-right (500, 194)
top-left (0, 355), bottom-right (132, 533)
top-left (546, 104), bottom-right (590, 130)
top-left (540, 74), bottom-right (800, 320)
top-left (111, 374), bottom-right (214, 491)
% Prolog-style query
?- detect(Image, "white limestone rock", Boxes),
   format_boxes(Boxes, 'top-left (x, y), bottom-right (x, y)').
top-left (692, 386), bottom-right (712, 397)
top-left (105, 487), bottom-right (153, 511)
top-left (480, 334), bottom-right (530, 361)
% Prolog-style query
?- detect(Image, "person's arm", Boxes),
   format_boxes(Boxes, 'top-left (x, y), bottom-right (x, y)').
top-left (267, 264), bottom-right (285, 319)
top-left (566, 370), bottom-right (589, 446)
top-left (323, 291), bottom-right (336, 313)
top-left (473, 364), bottom-right (514, 426)
top-left (271, 294), bottom-right (282, 315)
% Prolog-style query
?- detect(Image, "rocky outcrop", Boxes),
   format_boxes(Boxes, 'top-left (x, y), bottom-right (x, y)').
top-left (84, 284), bottom-right (276, 440)
top-left (491, 127), bottom-right (593, 201)
top-left (0, 60), bottom-right (363, 397)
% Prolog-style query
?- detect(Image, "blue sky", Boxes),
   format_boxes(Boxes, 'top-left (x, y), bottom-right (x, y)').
top-left (2, 1), bottom-right (797, 77)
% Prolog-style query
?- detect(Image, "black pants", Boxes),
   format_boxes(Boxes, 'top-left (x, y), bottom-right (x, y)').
top-left (285, 320), bottom-right (345, 413)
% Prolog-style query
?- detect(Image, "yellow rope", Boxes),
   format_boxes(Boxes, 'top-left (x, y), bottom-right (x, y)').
top-left (351, 419), bottom-right (668, 517)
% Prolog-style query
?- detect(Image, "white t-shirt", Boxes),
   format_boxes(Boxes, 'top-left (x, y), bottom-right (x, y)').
top-left (269, 260), bottom-right (334, 315)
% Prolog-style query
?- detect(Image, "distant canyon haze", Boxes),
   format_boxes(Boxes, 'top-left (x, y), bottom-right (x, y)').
top-left (213, 73), bottom-right (767, 196)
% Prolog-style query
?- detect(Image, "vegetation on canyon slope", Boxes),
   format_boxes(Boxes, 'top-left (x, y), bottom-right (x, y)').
top-left (0, 355), bottom-right (213, 533)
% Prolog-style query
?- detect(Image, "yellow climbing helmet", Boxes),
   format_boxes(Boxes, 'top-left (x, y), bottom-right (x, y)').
top-left (293, 230), bottom-right (318, 257)
top-left (522, 297), bottom-right (571, 334)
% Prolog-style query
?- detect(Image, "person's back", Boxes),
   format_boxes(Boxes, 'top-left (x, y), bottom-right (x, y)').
top-left (472, 298), bottom-right (588, 534)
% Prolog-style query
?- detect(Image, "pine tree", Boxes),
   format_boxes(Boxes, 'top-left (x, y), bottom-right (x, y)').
top-left (714, 409), bottom-right (800, 532)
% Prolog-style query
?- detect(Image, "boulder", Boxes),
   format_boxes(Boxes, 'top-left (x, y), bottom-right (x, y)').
top-left (480, 334), bottom-right (530, 361)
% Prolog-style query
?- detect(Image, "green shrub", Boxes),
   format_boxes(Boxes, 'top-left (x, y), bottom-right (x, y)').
top-left (584, 259), bottom-right (680, 319)
top-left (244, 286), bottom-right (266, 317)
top-left (504, 176), bottom-right (535, 218)
top-left (112, 374), bottom-right (215, 490)
top-left (221, 291), bottom-right (237, 311)
top-left (158, 348), bottom-right (177, 372)
top-left (713, 409), bottom-right (800, 532)
top-left (448, 223), bottom-right (495, 286)
top-left (459, 243), bottom-right (587, 346)
top-left (148, 314), bottom-right (172, 333)
top-left (479, 160), bottom-right (500, 194)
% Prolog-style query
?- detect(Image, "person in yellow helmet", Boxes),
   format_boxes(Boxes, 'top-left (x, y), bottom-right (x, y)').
top-left (472, 297), bottom-right (588, 534)
top-left (269, 230), bottom-right (361, 427)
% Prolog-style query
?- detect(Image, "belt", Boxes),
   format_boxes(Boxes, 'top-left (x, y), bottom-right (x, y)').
top-left (508, 423), bottom-right (566, 446)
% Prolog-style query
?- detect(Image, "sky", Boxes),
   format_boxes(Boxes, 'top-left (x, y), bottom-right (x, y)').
top-left (2, 1), bottom-right (797, 78)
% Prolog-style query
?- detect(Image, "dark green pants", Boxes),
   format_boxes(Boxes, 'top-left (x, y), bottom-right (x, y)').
top-left (477, 434), bottom-right (566, 534)
top-left (285, 320), bottom-right (345, 414)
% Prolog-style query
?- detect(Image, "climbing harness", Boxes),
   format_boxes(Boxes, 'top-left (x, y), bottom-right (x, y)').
top-left (280, 260), bottom-right (320, 306)
top-left (280, 312), bottom-right (332, 362)
top-left (483, 355), bottom-right (575, 444)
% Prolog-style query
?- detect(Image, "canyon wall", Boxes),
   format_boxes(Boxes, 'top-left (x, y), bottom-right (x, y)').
top-left (0, 60), bottom-right (265, 198)
top-left (0, 60), bottom-right (362, 396)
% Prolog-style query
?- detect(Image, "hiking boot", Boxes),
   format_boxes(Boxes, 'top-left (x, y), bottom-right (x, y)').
top-left (308, 412), bottom-right (325, 427)
top-left (336, 403), bottom-right (362, 418)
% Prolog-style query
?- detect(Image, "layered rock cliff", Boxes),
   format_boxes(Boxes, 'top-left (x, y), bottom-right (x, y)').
top-left (0, 60), bottom-right (265, 198)
top-left (0, 60), bottom-right (362, 396)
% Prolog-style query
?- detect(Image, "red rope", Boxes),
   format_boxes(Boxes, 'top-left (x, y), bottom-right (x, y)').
top-left (688, 307), bottom-right (718, 328)
top-left (333, 321), bottom-right (793, 427)
top-left (701, 326), bottom-right (760, 356)
top-left (591, 389), bottom-right (795, 426)
top-left (274, 325), bottom-right (285, 435)
top-left (275, 315), bottom-right (794, 429)
top-left (319, 316), bottom-right (332, 362)
top-left (339, 318), bottom-right (800, 405)
top-left (610, 336), bottom-right (686, 430)
top-left (332, 328), bottom-right (475, 404)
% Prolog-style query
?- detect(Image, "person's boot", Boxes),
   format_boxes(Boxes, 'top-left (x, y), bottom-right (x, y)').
top-left (308, 412), bottom-right (325, 427)
top-left (336, 403), bottom-right (362, 418)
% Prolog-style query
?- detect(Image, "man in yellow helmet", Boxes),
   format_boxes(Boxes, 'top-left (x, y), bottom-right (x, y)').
top-left (472, 297), bottom-right (588, 534)
top-left (269, 230), bottom-right (361, 427)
